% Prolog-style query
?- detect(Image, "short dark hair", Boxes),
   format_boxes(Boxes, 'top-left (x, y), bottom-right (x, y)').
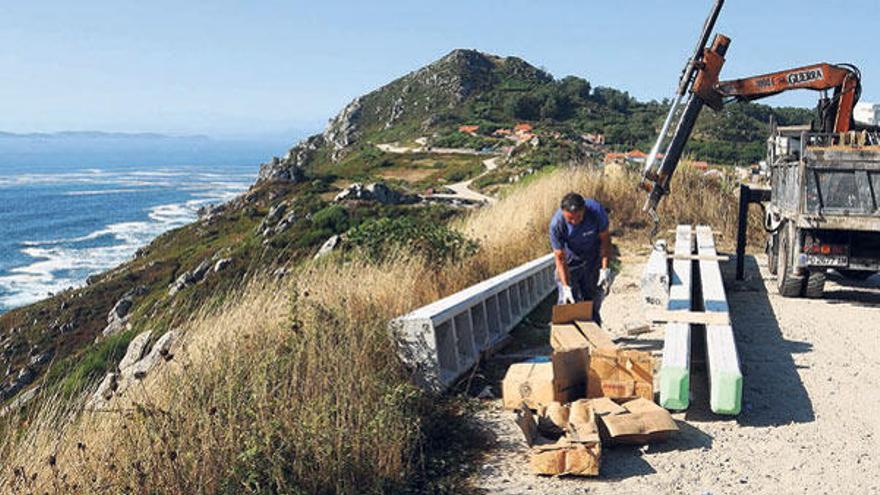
top-left (561, 192), bottom-right (585, 213)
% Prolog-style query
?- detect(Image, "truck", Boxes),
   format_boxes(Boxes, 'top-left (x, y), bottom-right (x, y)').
top-left (638, 0), bottom-right (880, 298)
top-left (766, 126), bottom-right (880, 297)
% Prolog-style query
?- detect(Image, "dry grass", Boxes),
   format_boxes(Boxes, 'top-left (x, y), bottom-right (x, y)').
top-left (0, 165), bottom-right (748, 494)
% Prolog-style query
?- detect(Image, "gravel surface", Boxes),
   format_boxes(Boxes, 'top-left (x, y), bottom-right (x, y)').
top-left (468, 252), bottom-right (880, 494)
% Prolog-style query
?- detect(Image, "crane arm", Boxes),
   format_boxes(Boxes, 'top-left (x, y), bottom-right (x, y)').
top-left (640, 12), bottom-right (862, 230)
top-left (705, 63), bottom-right (861, 133)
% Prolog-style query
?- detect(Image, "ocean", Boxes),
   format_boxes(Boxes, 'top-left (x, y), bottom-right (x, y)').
top-left (0, 135), bottom-right (295, 313)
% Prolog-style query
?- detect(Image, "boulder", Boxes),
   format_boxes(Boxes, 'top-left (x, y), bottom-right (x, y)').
top-left (258, 203), bottom-right (289, 236)
top-left (103, 295), bottom-right (134, 337)
top-left (118, 331), bottom-right (153, 371)
top-left (0, 385), bottom-right (40, 417)
top-left (314, 235), bottom-right (341, 260)
top-left (213, 258), bottom-right (232, 273)
top-left (274, 211), bottom-right (298, 234)
top-left (87, 372), bottom-right (118, 409)
top-left (128, 330), bottom-right (178, 381)
top-left (28, 350), bottom-right (52, 368)
top-left (168, 259), bottom-right (213, 296)
top-left (334, 182), bottom-right (418, 205)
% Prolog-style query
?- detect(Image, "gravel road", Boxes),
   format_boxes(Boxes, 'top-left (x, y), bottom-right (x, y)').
top-left (468, 252), bottom-right (880, 494)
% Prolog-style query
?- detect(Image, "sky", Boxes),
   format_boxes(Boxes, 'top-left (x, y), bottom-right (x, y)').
top-left (1, 0), bottom-right (878, 138)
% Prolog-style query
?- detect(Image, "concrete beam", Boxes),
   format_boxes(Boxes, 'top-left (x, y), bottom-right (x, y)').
top-left (641, 239), bottom-right (669, 308)
top-left (392, 253), bottom-right (557, 391)
top-left (697, 225), bottom-right (742, 415)
top-left (660, 225), bottom-right (693, 410)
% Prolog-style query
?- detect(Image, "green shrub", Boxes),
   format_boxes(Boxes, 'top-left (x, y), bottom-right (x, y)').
top-left (346, 217), bottom-right (478, 264)
top-left (311, 205), bottom-right (349, 232)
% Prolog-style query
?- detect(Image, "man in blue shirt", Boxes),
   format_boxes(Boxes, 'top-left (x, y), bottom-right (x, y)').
top-left (549, 192), bottom-right (612, 324)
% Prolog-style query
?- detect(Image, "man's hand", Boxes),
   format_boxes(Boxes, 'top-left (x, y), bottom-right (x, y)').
top-left (598, 268), bottom-right (613, 296)
top-left (560, 285), bottom-right (575, 304)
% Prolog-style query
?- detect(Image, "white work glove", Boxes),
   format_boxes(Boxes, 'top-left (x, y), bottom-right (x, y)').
top-left (560, 285), bottom-right (575, 304)
top-left (598, 268), bottom-right (612, 296)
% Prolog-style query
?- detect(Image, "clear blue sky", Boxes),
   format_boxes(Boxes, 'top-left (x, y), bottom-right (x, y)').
top-left (1, 0), bottom-right (877, 138)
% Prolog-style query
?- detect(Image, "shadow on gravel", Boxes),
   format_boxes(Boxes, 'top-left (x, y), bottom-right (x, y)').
top-left (823, 272), bottom-right (880, 308)
top-left (722, 255), bottom-right (815, 427)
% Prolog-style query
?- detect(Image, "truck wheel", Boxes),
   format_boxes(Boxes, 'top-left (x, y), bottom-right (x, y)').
top-left (767, 234), bottom-right (778, 275)
top-left (776, 228), bottom-right (804, 297)
top-left (805, 270), bottom-right (826, 298)
top-left (839, 269), bottom-right (875, 281)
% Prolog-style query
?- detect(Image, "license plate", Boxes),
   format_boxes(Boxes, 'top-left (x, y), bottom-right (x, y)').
top-left (803, 254), bottom-right (848, 267)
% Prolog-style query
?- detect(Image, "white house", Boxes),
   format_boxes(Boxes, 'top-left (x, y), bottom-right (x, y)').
top-left (854, 102), bottom-right (880, 126)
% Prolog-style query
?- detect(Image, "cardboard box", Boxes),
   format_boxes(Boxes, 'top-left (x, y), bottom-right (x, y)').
top-left (551, 301), bottom-right (593, 325)
top-left (502, 351), bottom-right (587, 410)
top-left (598, 397), bottom-right (678, 445)
top-left (550, 321), bottom-right (617, 352)
top-left (587, 347), bottom-right (654, 401)
top-left (515, 403), bottom-right (601, 477)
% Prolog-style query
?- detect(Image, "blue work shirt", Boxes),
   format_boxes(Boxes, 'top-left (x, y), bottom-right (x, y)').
top-left (549, 199), bottom-right (609, 271)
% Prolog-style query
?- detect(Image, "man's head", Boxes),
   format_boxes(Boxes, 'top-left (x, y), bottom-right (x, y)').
top-left (561, 192), bottom-right (586, 225)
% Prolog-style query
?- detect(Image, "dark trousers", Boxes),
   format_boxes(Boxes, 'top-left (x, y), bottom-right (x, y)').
top-left (556, 264), bottom-right (603, 325)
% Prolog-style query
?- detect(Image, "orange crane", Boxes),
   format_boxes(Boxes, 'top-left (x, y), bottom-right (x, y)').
top-left (640, 0), bottom-right (863, 229)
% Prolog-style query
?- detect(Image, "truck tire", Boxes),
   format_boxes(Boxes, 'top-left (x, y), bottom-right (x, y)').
top-left (839, 269), bottom-right (875, 281)
top-left (767, 234), bottom-right (778, 275)
top-left (805, 270), bottom-right (826, 298)
top-left (777, 228), bottom-right (804, 297)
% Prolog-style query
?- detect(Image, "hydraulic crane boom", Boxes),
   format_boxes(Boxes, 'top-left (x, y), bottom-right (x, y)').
top-left (639, 1), bottom-right (862, 232)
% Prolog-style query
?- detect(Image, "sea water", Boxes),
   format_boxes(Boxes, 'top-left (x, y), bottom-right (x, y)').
top-left (0, 136), bottom-right (293, 313)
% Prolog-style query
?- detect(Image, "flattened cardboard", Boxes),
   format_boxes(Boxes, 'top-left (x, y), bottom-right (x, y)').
top-left (599, 398), bottom-right (678, 445)
top-left (588, 397), bottom-right (627, 417)
top-left (538, 402), bottom-right (569, 437)
top-left (587, 347), bottom-right (654, 401)
top-left (551, 301), bottom-right (594, 325)
top-left (515, 404), bottom-right (601, 477)
top-left (567, 400), bottom-right (600, 443)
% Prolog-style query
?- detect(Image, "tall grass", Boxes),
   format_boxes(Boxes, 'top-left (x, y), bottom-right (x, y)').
top-left (0, 165), bottom-right (747, 494)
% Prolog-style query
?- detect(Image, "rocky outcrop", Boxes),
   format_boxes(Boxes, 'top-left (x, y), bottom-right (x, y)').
top-left (0, 385), bottom-right (40, 417)
top-left (314, 235), bottom-right (341, 260)
top-left (198, 203), bottom-right (227, 222)
top-left (168, 259), bottom-right (213, 297)
top-left (213, 258), bottom-right (231, 273)
top-left (102, 296), bottom-right (133, 337)
top-left (100, 287), bottom-right (147, 337)
top-left (256, 135), bottom-right (323, 183)
top-left (0, 349), bottom-right (49, 403)
top-left (333, 182), bottom-right (419, 205)
top-left (88, 329), bottom-right (179, 409)
top-left (118, 330), bottom-right (152, 371)
top-left (257, 202), bottom-right (294, 237)
top-left (323, 97), bottom-right (362, 161)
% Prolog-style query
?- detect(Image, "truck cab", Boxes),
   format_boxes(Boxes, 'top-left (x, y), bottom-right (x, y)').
top-left (766, 126), bottom-right (880, 297)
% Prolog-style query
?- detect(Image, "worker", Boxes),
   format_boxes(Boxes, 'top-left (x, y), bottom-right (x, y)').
top-left (549, 192), bottom-right (612, 324)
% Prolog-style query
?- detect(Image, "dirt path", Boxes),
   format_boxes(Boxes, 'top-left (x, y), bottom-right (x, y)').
top-left (468, 252), bottom-right (880, 494)
top-left (377, 141), bottom-right (500, 204)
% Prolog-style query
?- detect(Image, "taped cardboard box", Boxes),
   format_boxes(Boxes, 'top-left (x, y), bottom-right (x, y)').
top-left (515, 401), bottom-right (601, 477)
top-left (502, 351), bottom-right (587, 410)
top-left (587, 347), bottom-right (654, 401)
top-left (598, 397), bottom-right (678, 445)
